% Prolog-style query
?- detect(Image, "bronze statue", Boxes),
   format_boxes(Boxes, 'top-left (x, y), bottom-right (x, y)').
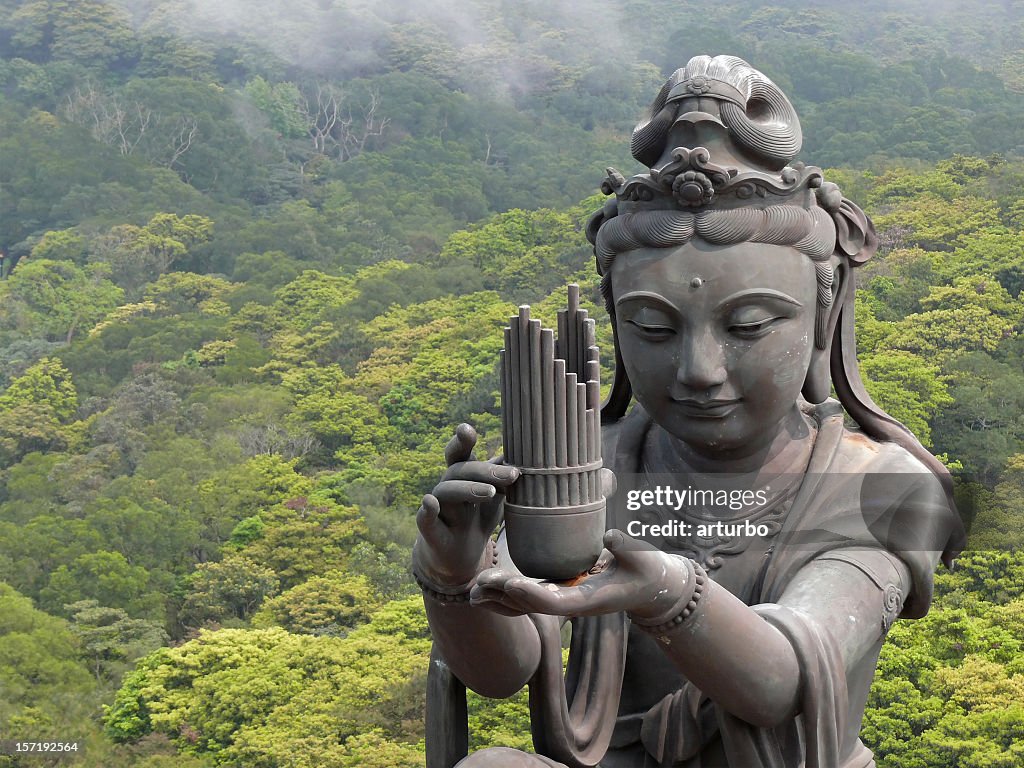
top-left (412, 55), bottom-right (964, 768)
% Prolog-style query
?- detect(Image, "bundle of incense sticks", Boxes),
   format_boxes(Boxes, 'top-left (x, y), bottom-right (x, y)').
top-left (499, 285), bottom-right (604, 578)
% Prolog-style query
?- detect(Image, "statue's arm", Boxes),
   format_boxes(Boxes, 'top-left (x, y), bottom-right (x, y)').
top-left (648, 547), bottom-right (911, 728)
top-left (469, 526), bottom-right (914, 724)
top-left (423, 590), bottom-right (543, 699)
top-left (415, 424), bottom-right (543, 699)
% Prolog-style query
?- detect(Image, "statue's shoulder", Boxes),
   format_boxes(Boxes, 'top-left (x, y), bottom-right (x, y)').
top-left (779, 401), bottom-right (954, 619)
top-left (805, 398), bottom-right (933, 477)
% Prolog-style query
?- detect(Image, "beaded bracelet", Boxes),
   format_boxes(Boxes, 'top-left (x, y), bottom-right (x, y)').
top-left (413, 540), bottom-right (499, 603)
top-left (630, 559), bottom-right (708, 635)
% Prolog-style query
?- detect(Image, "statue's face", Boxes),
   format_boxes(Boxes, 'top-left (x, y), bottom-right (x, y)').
top-left (611, 239), bottom-right (818, 458)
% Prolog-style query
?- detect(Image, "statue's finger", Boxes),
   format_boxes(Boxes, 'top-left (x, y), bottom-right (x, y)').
top-left (469, 584), bottom-right (531, 616)
top-left (433, 479), bottom-right (496, 506)
top-left (602, 529), bottom-right (658, 564)
top-left (446, 461), bottom-right (519, 488)
top-left (497, 577), bottom-right (576, 615)
top-left (444, 423), bottom-right (478, 466)
top-left (416, 493), bottom-right (443, 542)
top-left (473, 568), bottom-right (519, 590)
top-left (599, 467), bottom-right (617, 498)
top-left (474, 571), bottom-right (628, 618)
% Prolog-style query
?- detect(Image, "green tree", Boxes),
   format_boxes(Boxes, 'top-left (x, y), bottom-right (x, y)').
top-left (243, 76), bottom-right (306, 139)
top-left (142, 271), bottom-right (234, 317)
top-left (969, 454), bottom-right (1024, 550)
top-left (0, 356), bottom-right (77, 420)
top-left (873, 194), bottom-right (1002, 251)
top-left (0, 358), bottom-right (79, 465)
top-left (135, 32), bottom-right (215, 80)
top-left (931, 352), bottom-right (1024, 485)
top-left (41, 551), bottom-right (160, 620)
top-left (65, 599), bottom-right (167, 682)
top-left (2, 0), bottom-right (136, 69)
top-left (280, 364), bottom-right (395, 455)
top-left (0, 259), bottom-right (124, 343)
top-left (238, 495), bottom-right (367, 588)
top-left (252, 571), bottom-right (381, 636)
top-left (946, 230), bottom-right (1024, 296)
top-left (436, 206), bottom-right (590, 295)
top-left (106, 597), bottom-right (432, 763)
top-left (29, 228), bottom-right (89, 264)
top-left (254, 270), bottom-right (357, 373)
top-left (90, 214), bottom-right (214, 295)
top-left (188, 454), bottom-right (312, 561)
top-left (859, 350), bottom-right (952, 446)
top-left (0, 582), bottom-right (95, 736)
top-left (885, 277), bottom-right (1022, 365)
top-left (179, 555), bottom-right (280, 628)
top-left (82, 495), bottom-right (200, 574)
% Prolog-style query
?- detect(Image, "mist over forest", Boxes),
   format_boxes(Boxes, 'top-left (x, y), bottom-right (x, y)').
top-left (1, 1), bottom-right (1023, 766)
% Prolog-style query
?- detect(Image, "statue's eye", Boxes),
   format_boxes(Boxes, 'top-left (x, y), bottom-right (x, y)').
top-left (625, 319), bottom-right (675, 340)
top-left (724, 307), bottom-right (778, 339)
top-left (728, 316), bottom-right (779, 338)
top-left (623, 306), bottom-right (676, 340)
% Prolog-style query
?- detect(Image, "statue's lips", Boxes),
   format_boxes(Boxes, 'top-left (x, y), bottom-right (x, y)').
top-left (672, 398), bottom-right (740, 418)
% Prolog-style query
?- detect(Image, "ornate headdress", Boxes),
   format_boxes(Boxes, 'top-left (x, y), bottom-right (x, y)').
top-left (586, 55), bottom-right (876, 271)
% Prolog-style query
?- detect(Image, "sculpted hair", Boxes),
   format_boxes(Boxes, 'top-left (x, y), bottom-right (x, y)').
top-left (631, 55), bottom-right (802, 170)
top-left (593, 206), bottom-right (836, 268)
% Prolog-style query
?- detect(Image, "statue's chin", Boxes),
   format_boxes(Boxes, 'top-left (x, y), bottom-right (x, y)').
top-left (654, 403), bottom-right (811, 469)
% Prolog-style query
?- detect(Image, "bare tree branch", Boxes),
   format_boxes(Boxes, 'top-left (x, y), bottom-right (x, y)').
top-left (165, 116), bottom-right (199, 170)
top-left (300, 83), bottom-right (389, 162)
top-left (303, 83), bottom-right (342, 156)
top-left (339, 87), bottom-right (390, 161)
top-left (63, 82), bottom-right (197, 172)
top-left (237, 424), bottom-right (321, 459)
top-left (63, 83), bottom-right (153, 157)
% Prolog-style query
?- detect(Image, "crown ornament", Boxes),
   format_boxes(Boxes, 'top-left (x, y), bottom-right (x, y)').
top-left (601, 55), bottom-right (828, 214)
top-left (603, 153), bottom-right (826, 211)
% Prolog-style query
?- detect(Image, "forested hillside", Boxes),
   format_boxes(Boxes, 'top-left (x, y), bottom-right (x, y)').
top-left (0, 1), bottom-right (1023, 766)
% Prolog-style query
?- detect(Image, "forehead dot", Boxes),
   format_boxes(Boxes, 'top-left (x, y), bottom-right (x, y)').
top-left (689, 277), bottom-right (704, 289)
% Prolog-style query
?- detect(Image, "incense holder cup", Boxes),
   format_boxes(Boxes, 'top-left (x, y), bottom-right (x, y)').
top-left (504, 463), bottom-right (605, 580)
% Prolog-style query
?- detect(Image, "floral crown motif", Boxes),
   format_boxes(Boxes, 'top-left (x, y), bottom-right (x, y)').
top-left (601, 151), bottom-right (825, 212)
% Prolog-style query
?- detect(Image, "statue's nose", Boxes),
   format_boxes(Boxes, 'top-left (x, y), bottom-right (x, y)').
top-left (675, 329), bottom-right (727, 393)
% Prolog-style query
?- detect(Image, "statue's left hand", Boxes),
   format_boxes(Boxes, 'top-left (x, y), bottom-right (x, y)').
top-left (470, 529), bottom-right (690, 619)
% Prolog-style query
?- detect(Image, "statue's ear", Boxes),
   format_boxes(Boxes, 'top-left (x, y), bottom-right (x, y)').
top-left (833, 198), bottom-right (878, 265)
top-left (802, 261), bottom-right (847, 404)
top-left (815, 186), bottom-right (878, 266)
top-left (803, 192), bottom-right (876, 404)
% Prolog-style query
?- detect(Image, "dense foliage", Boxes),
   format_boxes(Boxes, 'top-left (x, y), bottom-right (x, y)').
top-left (0, 1), bottom-right (1022, 766)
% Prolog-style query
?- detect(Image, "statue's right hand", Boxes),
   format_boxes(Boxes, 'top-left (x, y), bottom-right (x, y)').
top-left (413, 423), bottom-right (519, 588)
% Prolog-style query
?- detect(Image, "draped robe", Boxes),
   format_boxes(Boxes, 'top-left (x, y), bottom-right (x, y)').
top-left (512, 399), bottom-right (960, 768)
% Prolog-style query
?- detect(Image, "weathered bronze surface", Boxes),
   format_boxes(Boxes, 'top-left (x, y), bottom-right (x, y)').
top-left (412, 55), bottom-right (964, 768)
